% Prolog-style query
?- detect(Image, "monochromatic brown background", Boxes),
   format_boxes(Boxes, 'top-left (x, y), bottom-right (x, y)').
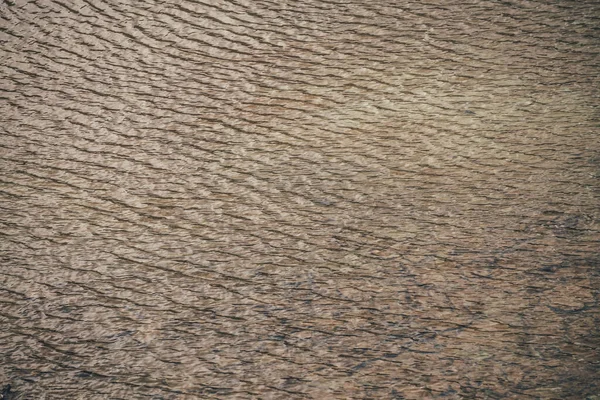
top-left (1, 0), bottom-right (599, 398)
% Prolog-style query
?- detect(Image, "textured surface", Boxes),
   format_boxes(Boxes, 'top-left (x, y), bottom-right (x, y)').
top-left (1, 0), bottom-right (599, 398)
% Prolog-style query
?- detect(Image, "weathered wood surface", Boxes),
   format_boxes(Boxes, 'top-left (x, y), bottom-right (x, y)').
top-left (1, 0), bottom-right (599, 398)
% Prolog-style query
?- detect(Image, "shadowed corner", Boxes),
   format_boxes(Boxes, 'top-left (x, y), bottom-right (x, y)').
top-left (1, 385), bottom-right (15, 400)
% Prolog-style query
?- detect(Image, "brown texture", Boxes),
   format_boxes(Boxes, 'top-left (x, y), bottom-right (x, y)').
top-left (1, 0), bottom-right (599, 398)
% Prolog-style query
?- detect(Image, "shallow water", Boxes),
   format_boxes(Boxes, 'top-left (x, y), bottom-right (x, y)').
top-left (1, 0), bottom-right (599, 398)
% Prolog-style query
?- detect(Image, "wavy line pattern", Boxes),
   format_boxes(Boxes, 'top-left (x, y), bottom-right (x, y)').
top-left (1, 0), bottom-right (599, 398)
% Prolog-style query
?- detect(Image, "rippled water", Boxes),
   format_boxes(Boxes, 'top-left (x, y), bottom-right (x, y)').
top-left (1, 0), bottom-right (599, 398)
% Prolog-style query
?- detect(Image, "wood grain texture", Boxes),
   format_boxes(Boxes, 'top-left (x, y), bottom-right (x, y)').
top-left (1, 0), bottom-right (599, 398)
